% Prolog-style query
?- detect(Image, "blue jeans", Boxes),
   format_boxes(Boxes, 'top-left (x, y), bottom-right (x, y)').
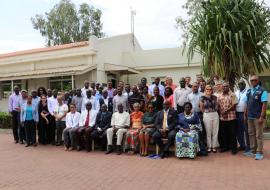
top-left (236, 112), bottom-right (250, 151)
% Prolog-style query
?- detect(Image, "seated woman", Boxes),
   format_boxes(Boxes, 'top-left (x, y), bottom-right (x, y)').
top-left (125, 103), bottom-right (144, 154)
top-left (139, 104), bottom-right (157, 156)
top-left (175, 102), bottom-right (203, 158)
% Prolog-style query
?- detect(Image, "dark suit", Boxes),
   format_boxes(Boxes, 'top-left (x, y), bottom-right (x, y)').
top-left (152, 108), bottom-right (178, 152)
top-left (91, 111), bottom-right (112, 149)
top-left (99, 98), bottom-right (113, 113)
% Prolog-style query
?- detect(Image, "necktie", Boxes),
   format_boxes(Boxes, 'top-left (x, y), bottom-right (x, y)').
top-left (163, 111), bottom-right (167, 129)
top-left (85, 111), bottom-right (90, 127)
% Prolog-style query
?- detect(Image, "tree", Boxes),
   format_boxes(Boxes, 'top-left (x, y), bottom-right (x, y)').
top-left (178, 0), bottom-right (270, 87)
top-left (31, 0), bottom-right (104, 46)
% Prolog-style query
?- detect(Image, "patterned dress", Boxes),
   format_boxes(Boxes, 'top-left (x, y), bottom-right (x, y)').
top-left (125, 111), bottom-right (144, 151)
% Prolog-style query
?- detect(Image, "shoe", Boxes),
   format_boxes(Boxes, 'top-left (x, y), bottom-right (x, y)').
top-left (77, 147), bottom-right (83, 151)
top-left (255, 153), bottom-right (264, 160)
top-left (220, 148), bottom-right (228, 153)
top-left (15, 140), bottom-right (19, 144)
top-left (207, 148), bottom-right (211, 153)
top-left (212, 148), bottom-right (217, 153)
top-left (243, 150), bottom-right (254, 157)
top-left (105, 145), bottom-right (113, 154)
top-left (238, 147), bottom-right (245, 151)
top-left (55, 143), bottom-right (61, 146)
top-left (160, 151), bottom-right (166, 159)
top-left (25, 144), bottom-right (30, 147)
top-left (116, 145), bottom-right (122, 155)
top-left (19, 141), bottom-right (24, 144)
top-left (32, 143), bottom-right (37, 147)
top-left (231, 150), bottom-right (238, 155)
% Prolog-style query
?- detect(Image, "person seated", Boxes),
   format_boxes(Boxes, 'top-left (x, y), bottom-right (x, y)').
top-left (152, 100), bottom-right (178, 159)
top-left (175, 102), bottom-right (208, 158)
top-left (91, 104), bottom-right (112, 151)
top-left (125, 103), bottom-right (144, 154)
top-left (139, 104), bottom-right (157, 156)
top-left (76, 102), bottom-right (98, 152)
top-left (106, 104), bottom-right (130, 155)
top-left (63, 103), bottom-right (81, 151)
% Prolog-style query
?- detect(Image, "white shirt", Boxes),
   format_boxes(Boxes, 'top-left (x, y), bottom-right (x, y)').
top-left (81, 87), bottom-right (93, 98)
top-left (187, 92), bottom-right (203, 113)
top-left (48, 96), bottom-right (58, 115)
top-left (173, 87), bottom-right (192, 109)
top-left (123, 91), bottom-right (133, 98)
top-left (111, 111), bottom-right (130, 128)
top-left (79, 109), bottom-right (98, 127)
top-left (113, 95), bottom-right (128, 112)
top-left (82, 96), bottom-right (97, 111)
top-left (235, 88), bottom-right (248, 112)
top-left (54, 104), bottom-right (69, 121)
top-left (148, 83), bottom-right (165, 96)
top-left (66, 112), bottom-right (81, 128)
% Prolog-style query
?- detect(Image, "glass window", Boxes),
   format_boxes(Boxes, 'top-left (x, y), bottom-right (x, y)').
top-left (49, 76), bottom-right (72, 92)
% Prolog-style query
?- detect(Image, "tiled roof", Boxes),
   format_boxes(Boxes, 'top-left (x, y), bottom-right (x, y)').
top-left (0, 41), bottom-right (89, 59)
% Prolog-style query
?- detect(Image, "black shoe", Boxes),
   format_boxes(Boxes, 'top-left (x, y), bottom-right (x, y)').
top-left (116, 145), bottom-right (122, 155)
top-left (105, 146), bottom-right (113, 154)
top-left (19, 141), bottom-right (24, 144)
top-left (220, 148), bottom-right (228, 153)
top-left (77, 147), bottom-right (83, 151)
top-left (238, 147), bottom-right (245, 151)
top-left (25, 144), bottom-right (30, 147)
top-left (15, 140), bottom-right (19, 144)
top-left (55, 143), bottom-right (61, 146)
top-left (51, 142), bottom-right (55, 145)
top-left (231, 150), bottom-right (238, 155)
top-left (32, 143), bottom-right (37, 147)
top-left (160, 151), bottom-right (166, 159)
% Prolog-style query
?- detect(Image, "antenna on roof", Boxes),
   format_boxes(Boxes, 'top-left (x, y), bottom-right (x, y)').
top-left (130, 7), bottom-right (136, 50)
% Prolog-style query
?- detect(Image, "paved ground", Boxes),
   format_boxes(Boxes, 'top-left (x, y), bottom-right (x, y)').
top-left (1, 134), bottom-right (270, 190)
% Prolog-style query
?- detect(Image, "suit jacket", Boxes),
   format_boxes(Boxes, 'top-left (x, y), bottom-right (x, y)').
top-left (99, 98), bottom-right (113, 113)
top-left (95, 111), bottom-right (112, 131)
top-left (154, 108), bottom-right (177, 131)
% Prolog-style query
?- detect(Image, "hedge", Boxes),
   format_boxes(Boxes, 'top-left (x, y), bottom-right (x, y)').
top-left (0, 112), bottom-right (12, 129)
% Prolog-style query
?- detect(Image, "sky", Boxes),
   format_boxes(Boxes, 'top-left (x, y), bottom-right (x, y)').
top-left (0, 0), bottom-right (270, 54)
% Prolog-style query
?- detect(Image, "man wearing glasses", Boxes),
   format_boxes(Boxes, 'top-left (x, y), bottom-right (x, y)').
top-left (244, 75), bottom-right (268, 160)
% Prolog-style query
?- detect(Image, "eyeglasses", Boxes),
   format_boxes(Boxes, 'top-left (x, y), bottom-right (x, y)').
top-left (250, 79), bottom-right (258, 82)
top-left (206, 89), bottom-right (212, 91)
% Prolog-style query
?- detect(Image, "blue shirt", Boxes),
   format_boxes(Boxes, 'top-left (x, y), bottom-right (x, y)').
top-left (243, 85), bottom-right (268, 103)
top-left (25, 106), bottom-right (33, 121)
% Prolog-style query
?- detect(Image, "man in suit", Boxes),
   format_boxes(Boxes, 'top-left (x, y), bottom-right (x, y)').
top-left (152, 100), bottom-right (178, 158)
top-left (91, 104), bottom-right (112, 150)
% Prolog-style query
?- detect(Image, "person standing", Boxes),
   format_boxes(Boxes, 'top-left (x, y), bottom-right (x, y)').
top-left (123, 84), bottom-right (133, 98)
top-left (200, 85), bottom-right (219, 153)
top-left (128, 85), bottom-right (145, 112)
top-left (21, 95), bottom-right (39, 147)
top-left (106, 104), bottom-right (130, 155)
top-left (47, 89), bottom-right (58, 145)
top-left (72, 88), bottom-right (83, 113)
top-left (81, 80), bottom-right (91, 98)
top-left (63, 103), bottom-right (81, 150)
top-left (81, 90), bottom-right (96, 111)
top-left (76, 102), bottom-right (98, 151)
top-left (244, 75), bottom-right (268, 160)
top-left (18, 89), bottom-right (28, 144)
top-left (235, 80), bottom-right (249, 152)
top-left (217, 83), bottom-right (238, 155)
top-left (8, 86), bottom-right (21, 143)
top-left (165, 77), bottom-right (177, 91)
top-left (149, 87), bottom-right (164, 112)
top-left (106, 81), bottom-right (115, 99)
top-left (173, 77), bottom-right (192, 113)
top-left (148, 77), bottom-right (165, 96)
top-left (54, 96), bottom-right (68, 146)
top-left (113, 87), bottom-right (128, 112)
top-left (38, 95), bottom-right (50, 145)
top-left (152, 100), bottom-right (178, 159)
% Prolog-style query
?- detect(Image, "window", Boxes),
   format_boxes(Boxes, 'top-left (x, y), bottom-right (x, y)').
top-left (49, 76), bottom-right (72, 92)
top-left (0, 80), bottom-right (22, 99)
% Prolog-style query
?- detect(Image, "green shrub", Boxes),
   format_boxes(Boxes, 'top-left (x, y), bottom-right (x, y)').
top-left (0, 112), bottom-right (12, 129)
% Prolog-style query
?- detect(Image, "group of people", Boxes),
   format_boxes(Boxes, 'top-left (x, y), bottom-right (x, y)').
top-left (8, 74), bottom-right (268, 159)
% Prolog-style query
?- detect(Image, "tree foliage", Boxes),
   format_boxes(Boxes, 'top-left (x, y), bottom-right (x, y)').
top-left (178, 0), bottom-right (270, 87)
top-left (31, 0), bottom-right (104, 46)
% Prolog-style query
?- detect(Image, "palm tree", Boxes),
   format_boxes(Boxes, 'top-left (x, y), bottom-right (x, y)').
top-left (186, 0), bottom-right (270, 87)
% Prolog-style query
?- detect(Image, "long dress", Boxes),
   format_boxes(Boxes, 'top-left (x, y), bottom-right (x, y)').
top-left (125, 111), bottom-right (144, 151)
top-left (38, 102), bottom-right (50, 144)
top-left (175, 112), bottom-right (201, 158)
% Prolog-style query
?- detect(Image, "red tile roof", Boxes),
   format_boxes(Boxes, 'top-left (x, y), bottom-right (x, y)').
top-left (0, 41), bottom-right (89, 59)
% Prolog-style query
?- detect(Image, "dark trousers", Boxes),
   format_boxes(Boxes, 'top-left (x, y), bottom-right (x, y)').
top-left (48, 115), bottom-right (56, 144)
top-left (19, 124), bottom-right (25, 142)
top-left (152, 129), bottom-right (176, 152)
top-left (91, 129), bottom-right (107, 150)
top-left (219, 120), bottom-right (237, 151)
top-left (236, 112), bottom-right (250, 151)
top-left (176, 105), bottom-right (184, 114)
top-left (24, 120), bottom-right (36, 145)
top-left (198, 112), bottom-right (207, 145)
top-left (38, 119), bottom-right (50, 144)
top-left (11, 111), bottom-right (19, 141)
top-left (55, 121), bottom-right (66, 144)
top-left (75, 126), bottom-right (93, 151)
